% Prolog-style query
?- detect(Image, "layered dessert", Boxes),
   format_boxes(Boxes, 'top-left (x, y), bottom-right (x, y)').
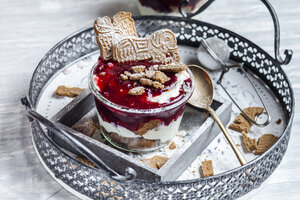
top-left (89, 12), bottom-right (194, 151)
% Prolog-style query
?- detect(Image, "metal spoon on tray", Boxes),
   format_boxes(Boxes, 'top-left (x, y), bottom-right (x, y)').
top-left (197, 37), bottom-right (271, 127)
top-left (188, 64), bottom-right (247, 165)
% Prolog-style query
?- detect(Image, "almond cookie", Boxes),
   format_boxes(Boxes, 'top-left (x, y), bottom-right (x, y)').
top-left (135, 119), bottom-right (161, 135)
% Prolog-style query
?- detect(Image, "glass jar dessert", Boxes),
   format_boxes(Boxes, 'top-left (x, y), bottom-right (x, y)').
top-left (90, 11), bottom-right (194, 152)
top-left (89, 59), bottom-right (194, 152)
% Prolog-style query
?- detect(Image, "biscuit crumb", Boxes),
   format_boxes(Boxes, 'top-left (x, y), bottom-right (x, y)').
top-left (131, 65), bottom-right (146, 73)
top-left (120, 74), bottom-right (128, 80)
top-left (159, 63), bottom-right (186, 73)
top-left (100, 72), bottom-right (106, 76)
top-left (150, 65), bottom-right (159, 71)
top-left (242, 132), bottom-right (257, 152)
top-left (135, 119), bottom-right (161, 135)
top-left (128, 86), bottom-right (145, 95)
top-left (275, 118), bottom-right (282, 125)
top-left (140, 78), bottom-right (153, 87)
top-left (71, 121), bottom-right (99, 137)
top-left (229, 107), bottom-right (264, 133)
top-left (152, 81), bottom-right (164, 89)
top-left (201, 160), bottom-right (214, 177)
top-left (169, 141), bottom-right (177, 150)
top-left (255, 134), bottom-right (278, 155)
top-left (145, 69), bottom-right (155, 79)
top-left (124, 71), bottom-right (131, 76)
top-left (140, 155), bottom-right (168, 170)
top-left (129, 73), bottom-right (145, 80)
top-left (55, 85), bottom-right (84, 98)
top-left (153, 71), bottom-right (170, 84)
top-left (236, 144), bottom-right (241, 147)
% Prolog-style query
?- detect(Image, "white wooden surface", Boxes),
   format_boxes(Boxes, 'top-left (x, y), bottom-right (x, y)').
top-left (0, 0), bottom-right (299, 199)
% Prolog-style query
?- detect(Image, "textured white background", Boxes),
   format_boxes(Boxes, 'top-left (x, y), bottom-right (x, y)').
top-left (0, 0), bottom-right (299, 199)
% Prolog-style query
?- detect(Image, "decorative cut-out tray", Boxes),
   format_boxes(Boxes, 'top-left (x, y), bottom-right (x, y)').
top-left (28, 13), bottom-right (294, 199)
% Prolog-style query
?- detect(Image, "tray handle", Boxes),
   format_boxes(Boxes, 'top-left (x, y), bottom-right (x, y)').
top-left (21, 97), bottom-right (137, 183)
top-left (178, 0), bottom-right (293, 65)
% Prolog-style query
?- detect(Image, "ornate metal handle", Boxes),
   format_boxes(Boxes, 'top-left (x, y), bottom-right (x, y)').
top-left (21, 97), bottom-right (137, 182)
top-left (179, 0), bottom-right (293, 65)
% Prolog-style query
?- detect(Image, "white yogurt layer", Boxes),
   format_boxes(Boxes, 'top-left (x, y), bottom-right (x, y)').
top-left (97, 113), bottom-right (183, 143)
top-left (150, 70), bottom-right (190, 104)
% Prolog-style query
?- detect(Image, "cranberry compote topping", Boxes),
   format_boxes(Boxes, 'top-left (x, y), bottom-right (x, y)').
top-left (93, 58), bottom-right (191, 109)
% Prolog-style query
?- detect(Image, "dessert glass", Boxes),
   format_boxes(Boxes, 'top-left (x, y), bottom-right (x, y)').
top-left (89, 62), bottom-right (194, 152)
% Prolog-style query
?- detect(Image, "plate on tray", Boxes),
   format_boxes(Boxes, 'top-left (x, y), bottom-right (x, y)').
top-left (28, 16), bottom-right (294, 199)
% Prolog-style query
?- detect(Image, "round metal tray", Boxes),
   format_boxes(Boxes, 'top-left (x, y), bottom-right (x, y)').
top-left (28, 16), bottom-right (294, 199)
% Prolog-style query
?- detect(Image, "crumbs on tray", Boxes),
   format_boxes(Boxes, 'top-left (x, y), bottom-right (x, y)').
top-left (229, 107), bottom-right (264, 133)
top-left (201, 160), bottom-right (214, 177)
top-left (169, 141), bottom-right (177, 150)
top-left (140, 155), bottom-right (168, 170)
top-left (55, 85), bottom-right (84, 97)
top-left (255, 134), bottom-right (278, 155)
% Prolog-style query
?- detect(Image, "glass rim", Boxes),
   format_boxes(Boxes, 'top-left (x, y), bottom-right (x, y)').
top-left (89, 62), bottom-right (195, 114)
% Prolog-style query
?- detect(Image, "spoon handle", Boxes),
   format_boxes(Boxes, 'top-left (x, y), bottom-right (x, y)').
top-left (207, 106), bottom-right (247, 166)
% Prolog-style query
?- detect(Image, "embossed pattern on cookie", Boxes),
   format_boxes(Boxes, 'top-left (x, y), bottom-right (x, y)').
top-left (112, 29), bottom-right (180, 63)
top-left (93, 12), bottom-right (137, 60)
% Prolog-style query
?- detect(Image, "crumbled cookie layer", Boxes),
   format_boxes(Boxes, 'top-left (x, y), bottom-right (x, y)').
top-left (135, 119), bottom-right (161, 135)
top-left (109, 132), bottom-right (156, 149)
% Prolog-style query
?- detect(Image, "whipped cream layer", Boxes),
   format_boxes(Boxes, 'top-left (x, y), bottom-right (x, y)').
top-left (97, 113), bottom-right (183, 143)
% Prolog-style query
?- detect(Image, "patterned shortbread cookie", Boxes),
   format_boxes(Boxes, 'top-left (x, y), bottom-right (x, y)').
top-left (93, 12), bottom-right (137, 60)
top-left (112, 29), bottom-right (180, 63)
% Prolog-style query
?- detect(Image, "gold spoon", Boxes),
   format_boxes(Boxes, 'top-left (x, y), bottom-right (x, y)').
top-left (188, 64), bottom-right (247, 165)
